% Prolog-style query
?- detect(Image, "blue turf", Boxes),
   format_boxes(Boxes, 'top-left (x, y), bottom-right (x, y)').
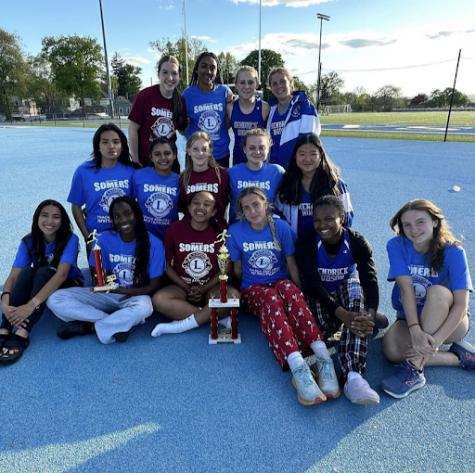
top-left (0, 126), bottom-right (474, 472)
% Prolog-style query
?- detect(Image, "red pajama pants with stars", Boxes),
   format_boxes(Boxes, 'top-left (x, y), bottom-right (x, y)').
top-left (241, 279), bottom-right (324, 371)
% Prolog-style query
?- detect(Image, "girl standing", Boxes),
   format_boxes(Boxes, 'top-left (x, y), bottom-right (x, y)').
top-left (179, 132), bottom-right (230, 226)
top-left (276, 134), bottom-right (353, 237)
top-left (228, 187), bottom-right (339, 406)
top-left (226, 66), bottom-right (270, 166)
top-left (297, 196), bottom-right (380, 405)
top-left (381, 199), bottom-right (474, 398)
top-left (228, 128), bottom-right (284, 224)
top-left (47, 197), bottom-right (166, 344)
top-left (131, 137), bottom-right (181, 239)
top-left (266, 68), bottom-right (320, 169)
top-left (0, 200), bottom-right (84, 363)
top-left (68, 123), bottom-right (138, 255)
top-left (183, 52), bottom-right (234, 167)
top-left (128, 55), bottom-right (187, 166)
top-left (152, 191), bottom-right (237, 336)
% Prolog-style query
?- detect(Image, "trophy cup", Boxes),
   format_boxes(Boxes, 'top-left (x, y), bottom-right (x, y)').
top-left (88, 230), bottom-right (119, 292)
top-left (209, 230), bottom-right (241, 344)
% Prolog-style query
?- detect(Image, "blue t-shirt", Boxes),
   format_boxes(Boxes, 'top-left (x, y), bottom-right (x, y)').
top-left (230, 98), bottom-right (265, 166)
top-left (68, 161), bottom-right (135, 233)
top-left (228, 162), bottom-right (285, 224)
top-left (387, 236), bottom-right (473, 314)
top-left (88, 230), bottom-right (166, 288)
top-left (131, 167), bottom-right (180, 239)
top-left (13, 234), bottom-right (84, 283)
top-left (228, 218), bottom-right (296, 289)
top-left (182, 84), bottom-right (231, 161)
top-left (315, 228), bottom-right (357, 293)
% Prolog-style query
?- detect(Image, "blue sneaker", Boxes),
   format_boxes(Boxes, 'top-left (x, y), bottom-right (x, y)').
top-left (291, 363), bottom-right (326, 405)
top-left (449, 340), bottom-right (475, 371)
top-left (381, 361), bottom-right (426, 399)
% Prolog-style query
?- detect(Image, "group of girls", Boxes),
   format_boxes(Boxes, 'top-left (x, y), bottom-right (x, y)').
top-left (1, 53), bottom-right (473, 408)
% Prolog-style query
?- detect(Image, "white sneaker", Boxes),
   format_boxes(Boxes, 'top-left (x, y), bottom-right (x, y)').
top-left (344, 377), bottom-right (380, 405)
top-left (291, 363), bottom-right (327, 406)
top-left (311, 356), bottom-right (341, 399)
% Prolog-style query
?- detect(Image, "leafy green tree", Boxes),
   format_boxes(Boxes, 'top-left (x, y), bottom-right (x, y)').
top-left (292, 76), bottom-right (312, 102)
top-left (42, 35), bottom-right (104, 118)
top-left (240, 49), bottom-right (285, 100)
top-left (319, 71), bottom-right (345, 105)
top-left (27, 54), bottom-right (57, 113)
top-left (410, 93), bottom-right (429, 107)
top-left (426, 88), bottom-right (469, 107)
top-left (374, 85), bottom-right (402, 112)
top-left (116, 64), bottom-right (142, 99)
top-left (218, 51), bottom-right (239, 85)
top-left (0, 28), bottom-right (31, 119)
top-left (149, 36), bottom-right (207, 90)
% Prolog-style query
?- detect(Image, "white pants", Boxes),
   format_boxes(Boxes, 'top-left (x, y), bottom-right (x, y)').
top-left (47, 287), bottom-right (153, 344)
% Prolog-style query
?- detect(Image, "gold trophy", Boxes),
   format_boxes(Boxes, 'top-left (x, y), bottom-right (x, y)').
top-left (209, 230), bottom-right (241, 344)
top-left (88, 230), bottom-right (119, 292)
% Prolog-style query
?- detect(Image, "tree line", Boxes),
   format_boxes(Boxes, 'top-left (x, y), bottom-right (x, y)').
top-left (1, 27), bottom-right (472, 120)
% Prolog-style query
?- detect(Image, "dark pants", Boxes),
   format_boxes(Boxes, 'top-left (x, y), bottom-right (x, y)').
top-left (1, 266), bottom-right (80, 334)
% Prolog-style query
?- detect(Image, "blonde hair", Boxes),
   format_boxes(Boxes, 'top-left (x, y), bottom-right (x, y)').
top-left (242, 127), bottom-right (273, 148)
top-left (236, 187), bottom-right (281, 251)
top-left (235, 66), bottom-right (259, 84)
top-left (182, 132), bottom-right (223, 189)
top-left (268, 67), bottom-right (294, 90)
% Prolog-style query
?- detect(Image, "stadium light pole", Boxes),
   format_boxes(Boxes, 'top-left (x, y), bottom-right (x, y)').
top-left (258, 0), bottom-right (262, 84)
top-left (99, 0), bottom-right (114, 118)
top-left (316, 13), bottom-right (330, 110)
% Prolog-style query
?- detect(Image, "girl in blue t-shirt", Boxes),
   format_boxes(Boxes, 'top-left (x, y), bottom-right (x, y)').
top-left (276, 134), bottom-right (353, 237)
top-left (0, 200), bottom-right (84, 363)
top-left (228, 128), bottom-right (284, 224)
top-left (47, 196), bottom-right (166, 344)
top-left (228, 187), bottom-right (339, 406)
top-left (68, 123), bottom-right (139, 255)
top-left (381, 199), bottom-right (474, 399)
top-left (131, 137), bottom-right (181, 239)
top-left (182, 52), bottom-right (234, 167)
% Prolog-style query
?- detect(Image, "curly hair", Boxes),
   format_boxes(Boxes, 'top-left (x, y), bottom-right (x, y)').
top-left (109, 196), bottom-right (151, 288)
top-left (189, 52), bottom-right (224, 87)
top-left (181, 131), bottom-right (223, 190)
top-left (149, 137), bottom-right (181, 174)
top-left (390, 199), bottom-right (461, 272)
top-left (24, 199), bottom-right (75, 269)
top-left (90, 123), bottom-right (139, 170)
top-left (278, 134), bottom-right (341, 205)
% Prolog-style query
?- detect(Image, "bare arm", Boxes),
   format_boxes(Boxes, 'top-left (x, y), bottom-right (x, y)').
top-left (128, 120), bottom-right (141, 164)
top-left (286, 254), bottom-right (302, 290)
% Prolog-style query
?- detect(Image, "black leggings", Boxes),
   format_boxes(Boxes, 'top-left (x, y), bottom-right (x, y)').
top-left (1, 266), bottom-right (81, 334)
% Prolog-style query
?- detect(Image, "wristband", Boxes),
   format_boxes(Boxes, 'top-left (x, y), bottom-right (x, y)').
top-left (1, 292), bottom-right (10, 300)
top-left (407, 323), bottom-right (420, 330)
top-left (32, 297), bottom-right (41, 309)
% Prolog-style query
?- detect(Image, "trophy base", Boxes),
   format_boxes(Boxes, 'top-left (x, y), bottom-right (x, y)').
top-left (209, 331), bottom-right (242, 345)
top-left (93, 283), bottom-right (119, 292)
top-left (208, 297), bottom-right (240, 308)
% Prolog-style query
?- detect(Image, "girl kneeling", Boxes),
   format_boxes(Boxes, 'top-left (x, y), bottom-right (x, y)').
top-left (228, 187), bottom-right (339, 406)
top-left (47, 197), bottom-right (166, 344)
top-left (381, 199), bottom-right (474, 399)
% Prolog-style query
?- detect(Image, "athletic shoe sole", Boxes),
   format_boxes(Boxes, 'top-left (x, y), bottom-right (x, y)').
top-left (291, 377), bottom-right (327, 406)
top-left (380, 378), bottom-right (426, 399)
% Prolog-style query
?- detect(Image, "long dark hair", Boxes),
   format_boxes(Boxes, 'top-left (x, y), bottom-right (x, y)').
top-left (109, 196), bottom-right (151, 288)
top-left (149, 137), bottom-right (181, 174)
top-left (157, 55), bottom-right (186, 130)
top-left (189, 52), bottom-right (224, 87)
top-left (23, 199), bottom-right (75, 269)
top-left (278, 134), bottom-right (341, 205)
top-left (90, 123), bottom-right (139, 169)
top-left (390, 199), bottom-right (461, 272)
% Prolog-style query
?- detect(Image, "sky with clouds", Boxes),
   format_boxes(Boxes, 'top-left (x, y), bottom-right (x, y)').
top-left (2, 0), bottom-right (475, 98)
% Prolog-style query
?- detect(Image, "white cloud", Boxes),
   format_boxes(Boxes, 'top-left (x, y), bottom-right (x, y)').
top-left (227, 0), bottom-right (336, 7)
top-left (192, 35), bottom-right (218, 43)
top-left (123, 56), bottom-right (151, 67)
top-left (156, 0), bottom-right (174, 10)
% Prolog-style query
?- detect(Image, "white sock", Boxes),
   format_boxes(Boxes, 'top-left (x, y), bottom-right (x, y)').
top-left (151, 315), bottom-right (199, 337)
top-left (347, 371), bottom-right (362, 382)
top-left (218, 316), bottom-right (232, 329)
top-left (287, 351), bottom-right (306, 371)
top-left (310, 340), bottom-right (331, 359)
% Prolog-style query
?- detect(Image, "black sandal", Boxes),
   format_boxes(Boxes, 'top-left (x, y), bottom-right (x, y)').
top-left (0, 335), bottom-right (29, 364)
top-left (0, 333), bottom-right (11, 350)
